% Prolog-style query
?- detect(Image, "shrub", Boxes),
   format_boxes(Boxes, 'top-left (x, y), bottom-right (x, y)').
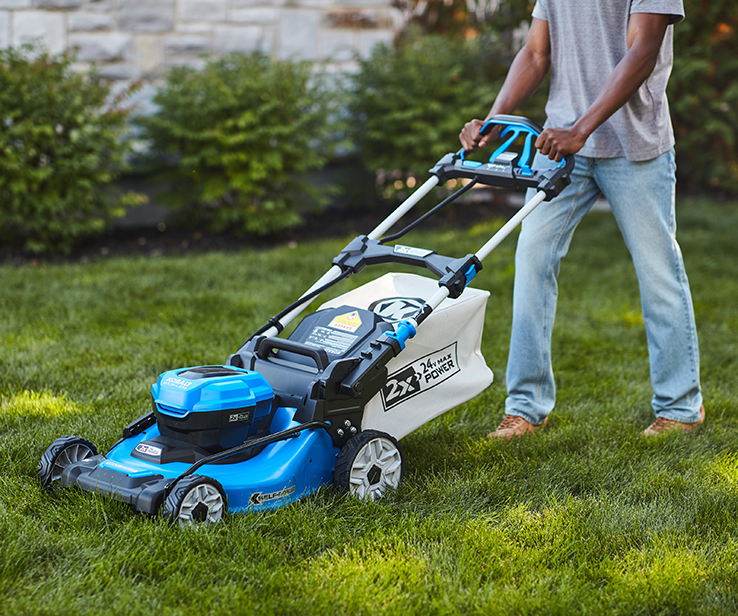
top-left (0, 46), bottom-right (141, 254)
top-left (136, 53), bottom-right (336, 236)
top-left (349, 30), bottom-right (547, 198)
top-left (670, 0), bottom-right (738, 195)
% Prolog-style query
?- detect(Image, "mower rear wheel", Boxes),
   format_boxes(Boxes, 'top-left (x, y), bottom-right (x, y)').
top-left (334, 430), bottom-right (404, 501)
top-left (37, 436), bottom-right (98, 490)
top-left (164, 475), bottom-right (227, 527)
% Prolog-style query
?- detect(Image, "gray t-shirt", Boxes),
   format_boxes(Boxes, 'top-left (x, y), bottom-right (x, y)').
top-left (531, 0), bottom-right (685, 161)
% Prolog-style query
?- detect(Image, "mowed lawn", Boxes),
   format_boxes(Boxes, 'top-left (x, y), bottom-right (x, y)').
top-left (1, 197), bottom-right (737, 615)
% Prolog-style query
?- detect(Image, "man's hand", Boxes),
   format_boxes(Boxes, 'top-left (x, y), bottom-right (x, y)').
top-left (459, 119), bottom-right (502, 153)
top-left (535, 126), bottom-right (588, 162)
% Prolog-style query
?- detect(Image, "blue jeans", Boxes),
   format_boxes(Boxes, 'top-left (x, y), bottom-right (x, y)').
top-left (505, 150), bottom-right (702, 425)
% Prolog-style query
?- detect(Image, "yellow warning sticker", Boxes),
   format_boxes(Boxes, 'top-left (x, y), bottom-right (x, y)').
top-left (328, 311), bottom-right (362, 333)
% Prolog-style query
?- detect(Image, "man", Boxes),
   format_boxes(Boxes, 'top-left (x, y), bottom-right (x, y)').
top-left (459, 0), bottom-right (704, 438)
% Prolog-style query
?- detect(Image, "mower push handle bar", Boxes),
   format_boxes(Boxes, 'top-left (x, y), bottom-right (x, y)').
top-left (435, 114), bottom-right (575, 199)
top-left (460, 114), bottom-right (545, 160)
top-left (256, 115), bottom-right (571, 338)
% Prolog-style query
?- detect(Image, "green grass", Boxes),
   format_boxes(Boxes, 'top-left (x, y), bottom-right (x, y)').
top-left (1, 196), bottom-right (737, 615)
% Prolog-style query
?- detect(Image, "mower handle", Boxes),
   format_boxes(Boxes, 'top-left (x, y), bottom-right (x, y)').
top-left (460, 114), bottom-right (544, 163)
top-left (432, 114), bottom-right (575, 199)
top-left (254, 115), bottom-right (574, 339)
top-left (254, 337), bottom-right (330, 371)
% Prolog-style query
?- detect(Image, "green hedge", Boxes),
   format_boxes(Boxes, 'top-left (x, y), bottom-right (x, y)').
top-left (670, 1), bottom-right (738, 195)
top-left (135, 53), bottom-right (336, 237)
top-left (348, 31), bottom-right (545, 197)
top-left (0, 46), bottom-right (142, 254)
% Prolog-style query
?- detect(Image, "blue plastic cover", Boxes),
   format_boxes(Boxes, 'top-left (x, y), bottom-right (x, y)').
top-left (151, 365), bottom-right (274, 418)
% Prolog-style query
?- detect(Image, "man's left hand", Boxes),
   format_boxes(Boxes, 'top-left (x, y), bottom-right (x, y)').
top-left (535, 127), bottom-right (588, 162)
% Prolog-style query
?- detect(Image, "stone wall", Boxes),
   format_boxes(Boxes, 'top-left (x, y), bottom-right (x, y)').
top-left (0, 0), bottom-right (405, 82)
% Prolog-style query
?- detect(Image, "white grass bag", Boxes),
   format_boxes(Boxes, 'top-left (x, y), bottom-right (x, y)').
top-left (320, 273), bottom-right (493, 439)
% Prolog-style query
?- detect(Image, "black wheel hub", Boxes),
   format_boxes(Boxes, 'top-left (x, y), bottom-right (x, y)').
top-left (193, 502), bottom-right (209, 522)
top-left (367, 464), bottom-right (382, 486)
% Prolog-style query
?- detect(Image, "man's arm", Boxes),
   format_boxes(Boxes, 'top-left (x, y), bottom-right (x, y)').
top-left (536, 13), bottom-right (671, 161)
top-left (459, 17), bottom-right (551, 152)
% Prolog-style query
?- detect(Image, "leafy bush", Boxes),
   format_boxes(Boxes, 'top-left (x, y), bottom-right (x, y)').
top-left (670, 0), bottom-right (738, 195)
top-left (0, 46), bottom-right (141, 254)
top-left (349, 30), bottom-right (547, 197)
top-left (136, 53), bottom-right (336, 236)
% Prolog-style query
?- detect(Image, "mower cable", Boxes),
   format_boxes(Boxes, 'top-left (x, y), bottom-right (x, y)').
top-left (378, 177), bottom-right (479, 245)
top-left (250, 269), bottom-right (353, 340)
top-left (168, 421), bottom-right (334, 493)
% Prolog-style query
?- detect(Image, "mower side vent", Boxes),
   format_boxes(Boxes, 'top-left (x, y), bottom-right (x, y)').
top-left (156, 403), bottom-right (189, 418)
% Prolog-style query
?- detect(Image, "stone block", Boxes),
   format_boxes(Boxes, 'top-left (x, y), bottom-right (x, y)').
top-left (289, 0), bottom-right (333, 7)
top-left (337, 0), bottom-right (389, 6)
top-left (357, 28), bottom-right (393, 58)
top-left (118, 0), bottom-right (174, 33)
top-left (13, 11), bottom-right (66, 54)
top-left (0, 11), bottom-right (9, 49)
top-left (69, 32), bottom-right (132, 62)
top-left (165, 57), bottom-right (207, 71)
top-left (35, 0), bottom-right (82, 8)
top-left (176, 23), bottom-right (212, 34)
top-left (214, 24), bottom-right (269, 55)
top-left (278, 9), bottom-right (319, 60)
top-left (86, 0), bottom-right (112, 12)
top-left (163, 34), bottom-right (211, 56)
top-left (70, 61), bottom-right (91, 73)
top-left (231, 0), bottom-right (286, 6)
top-left (179, 0), bottom-right (227, 22)
top-left (68, 12), bottom-right (113, 31)
top-left (229, 7), bottom-right (279, 24)
top-left (318, 28), bottom-right (356, 62)
top-left (97, 62), bottom-right (133, 80)
top-left (134, 34), bottom-right (160, 76)
top-left (0, 0), bottom-right (30, 8)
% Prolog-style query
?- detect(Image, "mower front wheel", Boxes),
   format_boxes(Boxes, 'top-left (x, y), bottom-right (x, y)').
top-left (164, 475), bottom-right (228, 527)
top-left (334, 430), bottom-right (404, 501)
top-left (37, 436), bottom-right (98, 490)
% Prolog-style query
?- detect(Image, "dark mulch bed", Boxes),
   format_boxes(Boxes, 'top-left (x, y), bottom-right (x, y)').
top-left (1, 187), bottom-right (519, 265)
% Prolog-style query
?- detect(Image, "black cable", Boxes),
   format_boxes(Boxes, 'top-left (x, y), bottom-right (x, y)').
top-left (250, 267), bottom-right (353, 338)
top-left (378, 177), bottom-right (479, 245)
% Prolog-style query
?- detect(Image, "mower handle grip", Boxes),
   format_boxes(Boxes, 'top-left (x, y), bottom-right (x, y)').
top-left (254, 336), bottom-right (330, 371)
top-left (429, 114), bottom-right (574, 199)
top-left (460, 114), bottom-right (575, 177)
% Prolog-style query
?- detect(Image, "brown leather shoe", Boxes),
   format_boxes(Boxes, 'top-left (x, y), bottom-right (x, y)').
top-left (643, 405), bottom-right (705, 436)
top-left (489, 414), bottom-right (548, 439)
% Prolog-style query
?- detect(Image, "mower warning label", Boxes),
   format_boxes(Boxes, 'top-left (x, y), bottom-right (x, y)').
top-left (380, 342), bottom-right (460, 411)
top-left (328, 310), bottom-right (362, 333)
top-left (305, 326), bottom-right (357, 356)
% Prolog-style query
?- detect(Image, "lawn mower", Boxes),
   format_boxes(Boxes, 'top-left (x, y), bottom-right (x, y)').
top-left (38, 115), bottom-right (573, 526)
